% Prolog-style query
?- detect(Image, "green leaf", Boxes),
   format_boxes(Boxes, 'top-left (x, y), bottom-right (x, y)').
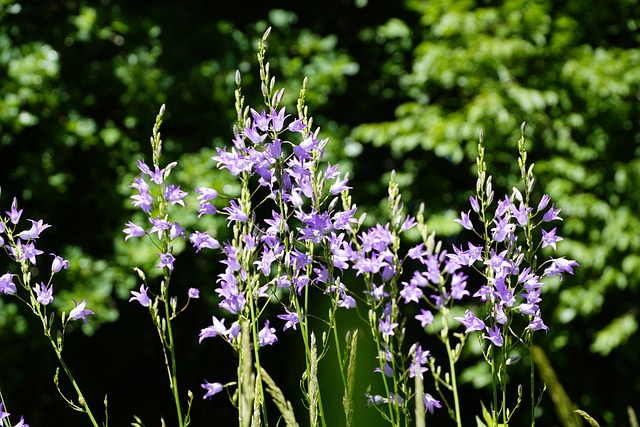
top-left (590, 313), bottom-right (638, 356)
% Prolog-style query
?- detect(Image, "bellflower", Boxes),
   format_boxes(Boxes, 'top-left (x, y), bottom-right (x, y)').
top-left (511, 202), bottom-right (532, 227)
top-left (329, 173), bottom-right (351, 195)
top-left (157, 253), bottom-right (175, 271)
top-left (542, 203), bottom-right (562, 222)
top-left (483, 324), bottom-right (504, 347)
top-left (129, 285), bottom-right (151, 307)
top-left (201, 381), bottom-right (223, 400)
top-left (19, 241), bottom-right (43, 265)
top-left (148, 217), bottom-right (172, 239)
top-left (454, 210), bottom-right (473, 230)
top-left (164, 184), bottom-right (188, 206)
top-left (541, 227), bottom-right (563, 251)
top-left (450, 272), bottom-right (470, 300)
top-left (199, 316), bottom-right (228, 342)
top-left (455, 309), bottom-right (485, 333)
top-left (378, 315), bottom-right (399, 338)
top-left (6, 197), bottom-right (23, 224)
top-left (17, 219), bottom-right (51, 241)
top-left (68, 299), bottom-right (94, 324)
top-left (223, 200), bottom-right (248, 224)
top-left (527, 315), bottom-right (549, 332)
top-left (537, 194), bottom-right (550, 211)
top-left (51, 254), bottom-right (70, 273)
top-left (544, 257), bottom-right (579, 280)
top-left (0, 403), bottom-right (8, 419)
top-left (188, 287), bottom-right (200, 299)
top-left (34, 282), bottom-right (54, 305)
top-left (0, 272), bottom-right (17, 295)
top-left (277, 306), bottom-right (301, 331)
top-left (415, 309), bottom-right (434, 328)
top-left (423, 393), bottom-right (442, 414)
top-left (123, 221), bottom-right (145, 241)
top-left (189, 231), bottom-right (220, 252)
top-left (258, 320), bottom-right (278, 346)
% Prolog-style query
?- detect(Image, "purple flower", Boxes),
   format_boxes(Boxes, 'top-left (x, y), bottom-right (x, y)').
top-left (250, 108), bottom-right (270, 131)
top-left (450, 272), bottom-right (470, 300)
top-left (409, 346), bottom-right (429, 379)
top-left (129, 285), bottom-right (151, 307)
top-left (169, 222), bottom-right (185, 240)
top-left (483, 324), bottom-right (504, 347)
top-left (365, 393), bottom-right (386, 407)
top-left (131, 189), bottom-right (153, 213)
top-left (415, 309), bottom-right (434, 327)
top-left (7, 197), bottom-right (23, 224)
top-left (277, 307), bottom-right (301, 331)
top-left (17, 219), bottom-right (51, 240)
top-left (188, 287), bottom-right (200, 299)
top-left (258, 320), bottom-right (278, 346)
top-left (201, 381), bottom-right (223, 399)
top-left (199, 316), bottom-right (228, 342)
top-left (223, 200), bottom-right (248, 224)
top-left (469, 195), bottom-right (480, 213)
top-left (455, 310), bottom-right (485, 333)
top-left (511, 202), bottom-right (532, 227)
top-left (288, 117), bottom-right (306, 133)
top-left (367, 282), bottom-right (388, 301)
top-left (491, 214), bottom-right (515, 243)
top-left (0, 272), bottom-right (17, 295)
top-left (527, 315), bottom-right (549, 332)
top-left (34, 282), bottom-right (54, 305)
top-left (244, 125), bottom-right (267, 145)
top-left (378, 315), bottom-right (399, 338)
top-left (164, 184), bottom-right (187, 206)
top-left (537, 194), bottom-right (550, 211)
top-left (19, 242), bottom-right (43, 265)
top-left (148, 217), bottom-right (172, 239)
top-left (400, 282), bottom-right (423, 304)
top-left (195, 187), bottom-right (218, 201)
top-left (271, 106), bottom-right (289, 131)
top-left (543, 203), bottom-right (562, 222)
top-left (14, 416), bottom-right (29, 427)
top-left (541, 227), bottom-right (563, 251)
top-left (157, 253), bottom-right (175, 271)
top-left (423, 393), bottom-right (442, 414)
top-left (544, 257), bottom-right (579, 280)
top-left (51, 254), bottom-right (70, 273)
top-left (190, 231), bottom-right (220, 252)
top-left (0, 403), bottom-right (9, 420)
top-left (123, 221), bottom-right (145, 241)
top-left (454, 210), bottom-right (473, 230)
top-left (69, 299), bottom-right (94, 324)
top-left (337, 292), bottom-right (356, 309)
top-left (329, 173), bottom-right (351, 195)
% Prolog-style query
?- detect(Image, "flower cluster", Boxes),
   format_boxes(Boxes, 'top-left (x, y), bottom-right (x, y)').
top-left (120, 30), bottom-right (581, 427)
top-left (0, 195), bottom-right (91, 323)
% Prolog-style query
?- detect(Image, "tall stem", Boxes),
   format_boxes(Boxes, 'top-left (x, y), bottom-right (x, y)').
top-left (49, 338), bottom-right (100, 427)
top-left (162, 280), bottom-right (184, 427)
top-left (442, 315), bottom-right (462, 427)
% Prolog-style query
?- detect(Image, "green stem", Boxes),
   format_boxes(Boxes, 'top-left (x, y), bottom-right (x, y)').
top-left (530, 335), bottom-right (535, 427)
top-left (49, 337), bottom-right (100, 427)
top-left (442, 317), bottom-right (462, 427)
top-left (162, 278), bottom-right (184, 427)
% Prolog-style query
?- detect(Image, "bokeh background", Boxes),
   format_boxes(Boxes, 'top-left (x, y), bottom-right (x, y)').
top-left (1, 0), bottom-right (639, 425)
